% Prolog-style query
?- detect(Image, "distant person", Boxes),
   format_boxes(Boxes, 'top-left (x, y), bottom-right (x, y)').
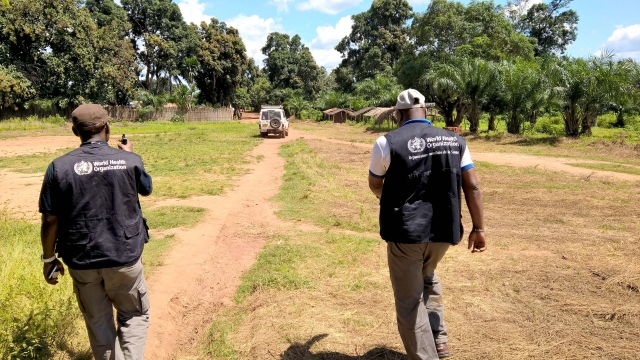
top-left (39, 104), bottom-right (153, 359)
top-left (368, 89), bottom-right (487, 359)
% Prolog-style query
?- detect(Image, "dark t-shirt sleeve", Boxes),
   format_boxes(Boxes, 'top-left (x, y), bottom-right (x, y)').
top-left (136, 159), bottom-right (153, 196)
top-left (39, 162), bottom-right (59, 214)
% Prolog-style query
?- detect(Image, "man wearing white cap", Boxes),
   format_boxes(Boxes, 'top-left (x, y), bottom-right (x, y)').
top-left (368, 89), bottom-right (487, 359)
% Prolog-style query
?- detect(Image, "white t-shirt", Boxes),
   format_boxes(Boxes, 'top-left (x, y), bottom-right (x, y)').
top-left (369, 135), bottom-right (474, 178)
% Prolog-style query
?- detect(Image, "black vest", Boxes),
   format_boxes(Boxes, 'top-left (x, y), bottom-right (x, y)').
top-left (52, 142), bottom-right (149, 270)
top-left (380, 121), bottom-right (466, 245)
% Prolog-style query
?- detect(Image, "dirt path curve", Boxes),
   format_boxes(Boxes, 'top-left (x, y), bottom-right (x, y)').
top-left (0, 136), bottom-right (76, 157)
top-left (298, 134), bottom-right (640, 182)
top-left (143, 131), bottom-right (298, 359)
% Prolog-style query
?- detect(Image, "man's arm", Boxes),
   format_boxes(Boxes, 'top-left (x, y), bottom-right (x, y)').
top-left (118, 140), bottom-right (153, 196)
top-left (369, 175), bottom-right (384, 199)
top-left (41, 214), bottom-right (65, 285)
top-left (461, 168), bottom-right (487, 253)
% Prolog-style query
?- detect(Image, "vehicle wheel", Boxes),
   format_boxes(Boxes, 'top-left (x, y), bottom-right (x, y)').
top-left (270, 119), bottom-right (281, 129)
top-left (285, 130), bottom-right (289, 137)
top-left (260, 132), bottom-right (267, 138)
top-left (280, 132), bottom-right (285, 138)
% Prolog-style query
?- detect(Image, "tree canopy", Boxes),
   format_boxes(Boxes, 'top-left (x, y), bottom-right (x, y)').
top-left (261, 32), bottom-right (325, 99)
top-left (334, 0), bottom-right (413, 90)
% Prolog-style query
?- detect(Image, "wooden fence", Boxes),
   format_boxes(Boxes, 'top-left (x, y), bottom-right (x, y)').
top-left (0, 105), bottom-right (74, 120)
top-left (0, 105), bottom-right (234, 122)
top-left (106, 106), bottom-right (234, 122)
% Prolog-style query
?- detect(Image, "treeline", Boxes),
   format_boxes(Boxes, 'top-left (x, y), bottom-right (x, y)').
top-left (1, 0), bottom-right (639, 137)
top-left (237, 0), bottom-right (639, 137)
top-left (0, 0), bottom-right (248, 114)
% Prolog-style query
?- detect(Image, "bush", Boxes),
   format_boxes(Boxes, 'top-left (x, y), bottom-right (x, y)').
top-left (533, 116), bottom-right (564, 136)
top-left (596, 113), bottom-right (617, 128)
top-left (0, 211), bottom-right (80, 359)
top-left (170, 114), bottom-right (185, 123)
top-left (299, 109), bottom-right (323, 121)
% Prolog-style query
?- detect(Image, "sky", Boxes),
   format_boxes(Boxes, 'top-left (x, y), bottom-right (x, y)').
top-left (174, 0), bottom-right (640, 69)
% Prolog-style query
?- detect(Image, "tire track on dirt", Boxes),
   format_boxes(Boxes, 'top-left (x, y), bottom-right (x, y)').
top-left (143, 133), bottom-right (296, 359)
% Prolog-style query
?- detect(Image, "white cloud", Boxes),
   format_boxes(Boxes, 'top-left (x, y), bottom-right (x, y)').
top-left (407, 0), bottom-right (431, 6)
top-left (308, 16), bottom-right (353, 69)
top-left (503, 0), bottom-right (542, 20)
top-left (270, 0), bottom-right (295, 13)
top-left (297, 0), bottom-right (361, 15)
top-left (602, 24), bottom-right (640, 59)
top-left (227, 14), bottom-right (285, 65)
top-left (177, 0), bottom-right (213, 26)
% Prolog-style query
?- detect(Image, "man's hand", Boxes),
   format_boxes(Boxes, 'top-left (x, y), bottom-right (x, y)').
top-left (468, 231), bottom-right (487, 253)
top-left (118, 139), bottom-right (133, 152)
top-left (43, 259), bottom-right (65, 285)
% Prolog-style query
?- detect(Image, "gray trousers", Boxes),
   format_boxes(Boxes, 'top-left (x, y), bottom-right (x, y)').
top-left (69, 259), bottom-right (150, 360)
top-left (387, 242), bottom-right (450, 360)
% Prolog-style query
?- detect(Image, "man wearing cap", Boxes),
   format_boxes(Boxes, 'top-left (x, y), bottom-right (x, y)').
top-left (39, 104), bottom-right (153, 359)
top-left (368, 89), bottom-right (486, 359)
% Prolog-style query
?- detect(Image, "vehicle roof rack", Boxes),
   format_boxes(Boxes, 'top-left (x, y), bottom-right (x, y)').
top-left (260, 105), bottom-right (284, 110)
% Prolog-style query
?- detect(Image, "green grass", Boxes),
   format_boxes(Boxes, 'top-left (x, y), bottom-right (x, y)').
top-left (142, 235), bottom-right (177, 271)
top-left (0, 211), bottom-right (81, 359)
top-left (0, 122), bottom-right (262, 198)
top-left (207, 230), bottom-right (379, 356)
top-left (234, 236), bottom-right (312, 304)
top-left (0, 116), bottom-right (66, 132)
top-left (204, 310), bottom-right (248, 359)
top-left (0, 147), bottom-right (76, 173)
top-left (143, 206), bottom-right (206, 230)
top-left (272, 139), bottom-right (379, 232)
top-left (566, 162), bottom-right (640, 176)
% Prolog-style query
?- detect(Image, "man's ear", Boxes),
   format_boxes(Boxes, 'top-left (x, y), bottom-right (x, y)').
top-left (72, 126), bottom-right (79, 137)
top-left (104, 123), bottom-right (110, 141)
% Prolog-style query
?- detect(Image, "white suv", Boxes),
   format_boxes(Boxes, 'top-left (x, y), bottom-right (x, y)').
top-left (259, 105), bottom-right (289, 138)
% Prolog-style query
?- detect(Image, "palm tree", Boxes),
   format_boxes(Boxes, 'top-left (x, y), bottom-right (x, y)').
top-left (424, 58), bottom-right (499, 131)
top-left (284, 93), bottom-right (309, 118)
top-left (422, 70), bottom-right (465, 128)
top-left (500, 60), bottom-right (540, 134)
top-left (450, 58), bottom-right (499, 133)
top-left (552, 52), bottom-right (619, 136)
top-left (608, 59), bottom-right (639, 127)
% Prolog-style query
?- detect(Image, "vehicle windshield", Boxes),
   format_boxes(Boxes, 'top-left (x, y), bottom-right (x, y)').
top-left (261, 110), bottom-right (282, 120)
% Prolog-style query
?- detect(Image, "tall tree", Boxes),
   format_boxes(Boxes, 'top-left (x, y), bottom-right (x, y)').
top-left (335, 0), bottom-right (413, 90)
top-left (0, 0), bottom-right (100, 107)
top-left (261, 32), bottom-right (325, 99)
top-left (193, 18), bottom-right (248, 106)
top-left (410, 0), bottom-right (535, 62)
top-left (122, 0), bottom-right (198, 91)
top-left (86, 0), bottom-right (138, 105)
top-left (0, 65), bottom-right (34, 109)
top-left (517, 0), bottom-right (579, 56)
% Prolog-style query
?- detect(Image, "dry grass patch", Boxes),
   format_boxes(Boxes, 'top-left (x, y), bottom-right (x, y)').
top-left (204, 135), bottom-right (640, 359)
top-left (272, 139), bottom-right (379, 232)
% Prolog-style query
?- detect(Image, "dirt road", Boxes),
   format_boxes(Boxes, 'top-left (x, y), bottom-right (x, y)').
top-left (143, 132), bottom-right (296, 358)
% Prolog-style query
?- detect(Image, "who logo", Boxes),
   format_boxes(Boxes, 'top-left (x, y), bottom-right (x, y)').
top-left (407, 137), bottom-right (426, 153)
top-left (74, 161), bottom-right (93, 175)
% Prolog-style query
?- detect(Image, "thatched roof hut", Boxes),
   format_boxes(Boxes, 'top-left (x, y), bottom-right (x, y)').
top-left (322, 108), bottom-right (356, 123)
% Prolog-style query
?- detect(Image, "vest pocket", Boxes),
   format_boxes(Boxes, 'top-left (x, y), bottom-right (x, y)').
top-left (124, 222), bottom-right (141, 239)
top-left (388, 200), bottom-right (434, 242)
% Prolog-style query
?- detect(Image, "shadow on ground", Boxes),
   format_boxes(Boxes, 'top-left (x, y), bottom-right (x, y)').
top-left (281, 334), bottom-right (407, 360)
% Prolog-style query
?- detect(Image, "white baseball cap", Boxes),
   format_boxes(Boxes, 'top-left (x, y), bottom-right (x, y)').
top-left (396, 89), bottom-right (426, 109)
